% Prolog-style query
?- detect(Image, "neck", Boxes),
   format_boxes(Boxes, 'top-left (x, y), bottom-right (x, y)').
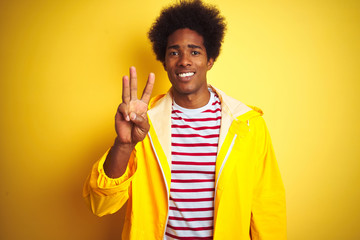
top-left (172, 88), bottom-right (210, 109)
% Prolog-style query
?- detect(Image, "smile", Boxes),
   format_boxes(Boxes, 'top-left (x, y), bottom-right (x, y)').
top-left (177, 72), bottom-right (195, 77)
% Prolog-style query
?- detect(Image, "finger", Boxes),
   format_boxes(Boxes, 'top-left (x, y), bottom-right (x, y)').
top-left (129, 66), bottom-right (138, 100)
top-left (115, 110), bottom-right (123, 122)
top-left (122, 75), bottom-right (130, 104)
top-left (140, 72), bottom-right (155, 104)
top-left (129, 112), bottom-right (149, 131)
top-left (117, 103), bottom-right (130, 122)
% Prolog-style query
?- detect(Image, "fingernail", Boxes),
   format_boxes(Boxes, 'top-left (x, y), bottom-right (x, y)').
top-left (130, 112), bottom-right (136, 120)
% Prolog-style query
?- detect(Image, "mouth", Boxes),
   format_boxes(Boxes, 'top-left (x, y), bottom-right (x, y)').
top-left (177, 72), bottom-right (195, 78)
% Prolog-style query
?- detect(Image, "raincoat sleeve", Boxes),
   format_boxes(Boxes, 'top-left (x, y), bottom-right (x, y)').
top-left (250, 117), bottom-right (287, 239)
top-left (82, 148), bottom-right (137, 217)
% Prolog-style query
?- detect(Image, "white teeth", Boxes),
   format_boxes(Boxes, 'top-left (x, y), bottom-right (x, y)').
top-left (178, 72), bottom-right (194, 77)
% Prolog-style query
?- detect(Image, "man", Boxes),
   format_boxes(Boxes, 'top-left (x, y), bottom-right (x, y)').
top-left (83, 0), bottom-right (286, 239)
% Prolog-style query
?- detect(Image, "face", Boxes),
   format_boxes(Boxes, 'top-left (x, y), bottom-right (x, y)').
top-left (164, 28), bottom-right (214, 101)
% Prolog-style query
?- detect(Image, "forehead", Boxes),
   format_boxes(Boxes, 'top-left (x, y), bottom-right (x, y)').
top-left (167, 28), bottom-right (205, 48)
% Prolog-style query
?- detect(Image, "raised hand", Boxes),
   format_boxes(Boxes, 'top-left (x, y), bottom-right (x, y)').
top-left (115, 66), bottom-right (155, 146)
top-left (104, 67), bottom-right (155, 178)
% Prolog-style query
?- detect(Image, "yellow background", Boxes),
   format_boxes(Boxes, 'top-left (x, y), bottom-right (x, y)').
top-left (1, 0), bottom-right (359, 239)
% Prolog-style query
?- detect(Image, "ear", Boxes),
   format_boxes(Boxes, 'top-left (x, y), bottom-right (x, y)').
top-left (207, 58), bottom-right (214, 70)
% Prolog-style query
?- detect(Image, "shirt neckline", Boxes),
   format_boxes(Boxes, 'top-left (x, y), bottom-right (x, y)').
top-left (173, 89), bottom-right (215, 114)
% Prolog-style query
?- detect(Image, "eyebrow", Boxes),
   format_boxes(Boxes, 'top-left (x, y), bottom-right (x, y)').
top-left (167, 44), bottom-right (203, 50)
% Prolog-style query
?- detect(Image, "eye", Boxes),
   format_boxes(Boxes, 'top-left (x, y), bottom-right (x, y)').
top-left (191, 51), bottom-right (200, 55)
top-left (169, 51), bottom-right (179, 56)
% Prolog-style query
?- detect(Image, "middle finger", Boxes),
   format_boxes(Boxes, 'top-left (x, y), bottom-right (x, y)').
top-left (130, 66), bottom-right (138, 100)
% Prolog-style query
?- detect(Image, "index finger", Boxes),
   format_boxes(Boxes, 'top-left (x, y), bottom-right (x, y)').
top-left (140, 72), bottom-right (155, 104)
top-left (122, 75), bottom-right (130, 104)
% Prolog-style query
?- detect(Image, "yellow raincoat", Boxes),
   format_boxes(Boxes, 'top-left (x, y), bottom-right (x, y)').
top-left (83, 86), bottom-right (286, 239)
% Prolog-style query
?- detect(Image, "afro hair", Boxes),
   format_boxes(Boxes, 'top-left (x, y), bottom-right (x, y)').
top-left (148, 0), bottom-right (227, 63)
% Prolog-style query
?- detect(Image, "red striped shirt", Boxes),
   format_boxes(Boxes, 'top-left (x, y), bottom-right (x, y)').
top-left (166, 89), bottom-right (221, 240)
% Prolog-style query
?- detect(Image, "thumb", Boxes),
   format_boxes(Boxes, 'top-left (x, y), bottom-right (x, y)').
top-left (129, 112), bottom-right (149, 131)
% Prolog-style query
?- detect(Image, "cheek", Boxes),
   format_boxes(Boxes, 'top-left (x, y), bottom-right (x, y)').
top-left (164, 60), bottom-right (175, 72)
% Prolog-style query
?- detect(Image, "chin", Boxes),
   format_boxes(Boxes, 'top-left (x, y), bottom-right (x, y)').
top-left (171, 82), bottom-right (193, 94)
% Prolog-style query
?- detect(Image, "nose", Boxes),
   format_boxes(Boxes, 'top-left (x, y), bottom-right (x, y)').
top-left (177, 52), bottom-right (192, 67)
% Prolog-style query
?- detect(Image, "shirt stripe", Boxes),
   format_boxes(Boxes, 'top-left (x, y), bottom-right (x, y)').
top-left (171, 116), bottom-right (221, 122)
top-left (172, 133), bottom-right (219, 138)
top-left (172, 124), bottom-right (220, 130)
